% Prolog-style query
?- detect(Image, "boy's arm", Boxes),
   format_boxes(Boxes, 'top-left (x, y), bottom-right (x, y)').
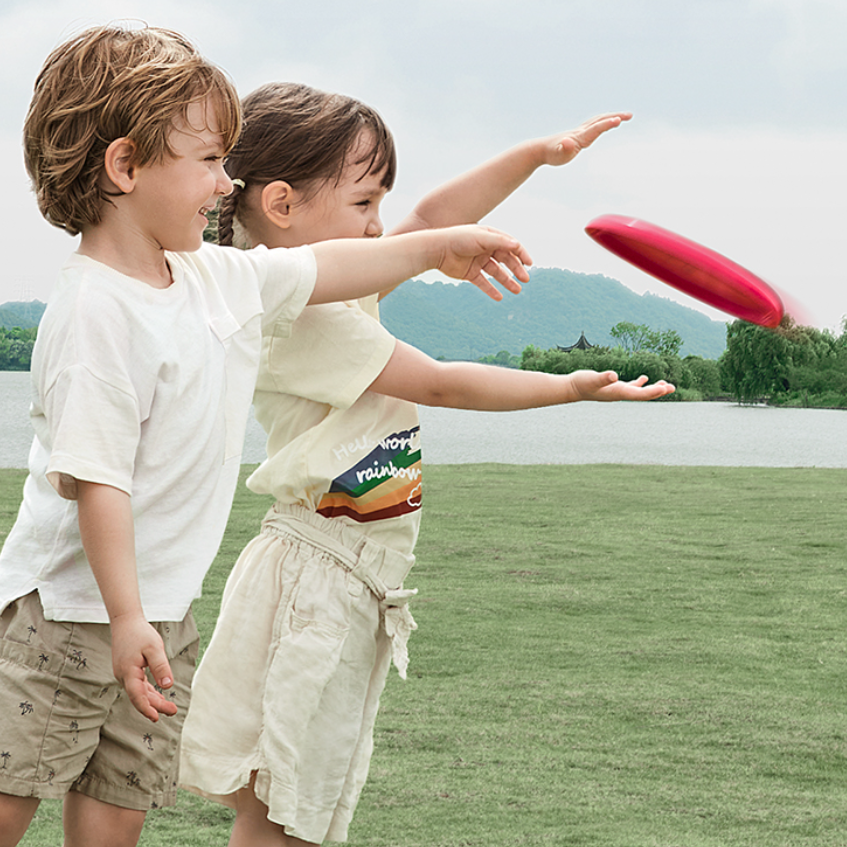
top-left (389, 112), bottom-right (632, 237)
top-left (308, 224), bottom-right (531, 304)
top-left (76, 481), bottom-right (176, 723)
top-left (369, 340), bottom-right (675, 407)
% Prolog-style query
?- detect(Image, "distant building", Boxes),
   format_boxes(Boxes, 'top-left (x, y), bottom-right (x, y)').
top-left (557, 331), bottom-right (594, 352)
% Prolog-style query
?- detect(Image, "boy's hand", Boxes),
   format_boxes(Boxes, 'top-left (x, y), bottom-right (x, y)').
top-left (435, 224), bottom-right (532, 301)
top-left (110, 611), bottom-right (177, 722)
top-left (541, 112), bottom-right (632, 167)
top-left (572, 370), bottom-right (675, 402)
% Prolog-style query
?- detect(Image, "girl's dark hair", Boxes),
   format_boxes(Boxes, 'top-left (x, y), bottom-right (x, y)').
top-left (218, 82), bottom-right (396, 246)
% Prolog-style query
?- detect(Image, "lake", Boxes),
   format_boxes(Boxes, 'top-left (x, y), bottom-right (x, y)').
top-left (2, 370), bottom-right (845, 469)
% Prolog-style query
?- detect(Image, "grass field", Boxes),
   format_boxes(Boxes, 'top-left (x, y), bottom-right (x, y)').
top-left (3, 462), bottom-right (847, 847)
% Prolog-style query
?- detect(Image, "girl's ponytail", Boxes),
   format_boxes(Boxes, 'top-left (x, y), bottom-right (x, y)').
top-left (217, 181), bottom-right (242, 246)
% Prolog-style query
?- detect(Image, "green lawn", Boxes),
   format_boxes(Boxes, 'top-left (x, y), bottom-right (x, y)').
top-left (3, 463), bottom-right (847, 846)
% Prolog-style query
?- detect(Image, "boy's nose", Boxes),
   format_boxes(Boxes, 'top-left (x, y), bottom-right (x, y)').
top-left (217, 165), bottom-right (234, 195)
top-left (366, 217), bottom-right (383, 238)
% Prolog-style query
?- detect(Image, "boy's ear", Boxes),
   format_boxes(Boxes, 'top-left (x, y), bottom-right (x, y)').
top-left (103, 138), bottom-right (139, 194)
top-left (261, 181), bottom-right (297, 230)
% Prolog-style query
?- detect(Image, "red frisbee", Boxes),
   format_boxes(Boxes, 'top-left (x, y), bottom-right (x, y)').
top-left (585, 214), bottom-right (784, 328)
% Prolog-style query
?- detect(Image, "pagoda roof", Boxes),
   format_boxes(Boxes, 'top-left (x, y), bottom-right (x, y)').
top-left (557, 331), bottom-right (594, 353)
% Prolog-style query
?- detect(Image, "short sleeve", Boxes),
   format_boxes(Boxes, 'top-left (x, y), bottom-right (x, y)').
top-left (173, 242), bottom-right (318, 335)
top-left (258, 245), bottom-right (318, 336)
top-left (41, 364), bottom-right (140, 499)
top-left (257, 301), bottom-right (396, 409)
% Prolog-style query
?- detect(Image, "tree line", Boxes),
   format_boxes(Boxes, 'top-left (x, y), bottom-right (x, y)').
top-left (6, 317), bottom-right (847, 408)
top-left (518, 319), bottom-right (847, 408)
top-left (0, 327), bottom-right (36, 371)
top-left (518, 320), bottom-right (720, 400)
top-left (720, 317), bottom-right (847, 407)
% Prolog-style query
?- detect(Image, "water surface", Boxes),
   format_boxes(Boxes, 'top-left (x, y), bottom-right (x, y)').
top-left (2, 371), bottom-right (844, 469)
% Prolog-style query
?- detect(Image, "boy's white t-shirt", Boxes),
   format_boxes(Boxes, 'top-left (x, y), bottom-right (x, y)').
top-left (0, 242), bottom-right (316, 623)
top-left (248, 295), bottom-right (423, 556)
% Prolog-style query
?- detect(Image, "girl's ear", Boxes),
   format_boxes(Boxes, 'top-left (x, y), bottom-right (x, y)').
top-left (261, 181), bottom-right (297, 230)
top-left (103, 138), bottom-right (138, 194)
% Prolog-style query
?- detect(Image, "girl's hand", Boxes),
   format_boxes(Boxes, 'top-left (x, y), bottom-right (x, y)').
top-left (435, 224), bottom-right (532, 301)
top-left (571, 370), bottom-right (676, 402)
top-left (540, 112), bottom-right (632, 167)
top-left (110, 611), bottom-right (177, 722)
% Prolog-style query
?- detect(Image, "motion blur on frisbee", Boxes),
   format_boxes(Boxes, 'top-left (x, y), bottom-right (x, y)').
top-left (585, 214), bottom-right (801, 329)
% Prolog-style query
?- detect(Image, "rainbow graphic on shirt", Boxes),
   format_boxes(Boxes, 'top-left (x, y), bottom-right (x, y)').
top-left (317, 426), bottom-right (422, 523)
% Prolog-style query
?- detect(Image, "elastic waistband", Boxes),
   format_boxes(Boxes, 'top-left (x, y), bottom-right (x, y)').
top-left (260, 503), bottom-right (415, 598)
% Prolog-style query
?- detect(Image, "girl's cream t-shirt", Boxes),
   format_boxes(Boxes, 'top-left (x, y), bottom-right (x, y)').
top-left (249, 295), bottom-right (423, 557)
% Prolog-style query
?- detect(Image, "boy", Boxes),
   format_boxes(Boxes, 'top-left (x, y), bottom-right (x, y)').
top-left (0, 24), bottom-right (530, 847)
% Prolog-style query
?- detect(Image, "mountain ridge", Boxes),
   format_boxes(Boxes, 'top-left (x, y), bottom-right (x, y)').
top-left (0, 301), bottom-right (46, 330)
top-left (379, 267), bottom-right (727, 360)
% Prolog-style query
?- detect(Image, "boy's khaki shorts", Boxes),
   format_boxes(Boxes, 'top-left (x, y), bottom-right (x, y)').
top-left (0, 591), bottom-right (198, 811)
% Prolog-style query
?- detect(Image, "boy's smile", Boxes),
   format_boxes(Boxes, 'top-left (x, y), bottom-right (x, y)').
top-left (77, 96), bottom-right (236, 288)
top-left (124, 98), bottom-right (233, 259)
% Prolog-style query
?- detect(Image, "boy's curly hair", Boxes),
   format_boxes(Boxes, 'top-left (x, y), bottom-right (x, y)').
top-left (23, 24), bottom-right (241, 236)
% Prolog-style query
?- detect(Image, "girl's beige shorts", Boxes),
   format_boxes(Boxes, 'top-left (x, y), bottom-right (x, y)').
top-left (179, 504), bottom-right (416, 844)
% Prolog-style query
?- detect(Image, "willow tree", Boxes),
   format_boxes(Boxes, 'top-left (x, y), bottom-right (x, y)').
top-left (718, 317), bottom-right (832, 403)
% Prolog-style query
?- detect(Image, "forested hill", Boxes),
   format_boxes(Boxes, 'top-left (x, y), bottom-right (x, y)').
top-left (379, 267), bottom-right (727, 360)
top-left (0, 301), bottom-right (45, 329)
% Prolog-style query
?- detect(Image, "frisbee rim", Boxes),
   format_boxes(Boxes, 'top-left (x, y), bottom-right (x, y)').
top-left (585, 214), bottom-right (784, 328)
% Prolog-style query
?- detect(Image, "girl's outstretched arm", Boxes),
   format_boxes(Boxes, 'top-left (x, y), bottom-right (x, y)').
top-left (368, 340), bottom-right (674, 408)
top-left (390, 112), bottom-right (632, 237)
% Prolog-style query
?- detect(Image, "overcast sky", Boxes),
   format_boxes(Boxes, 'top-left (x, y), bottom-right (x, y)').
top-left (1, 0), bottom-right (845, 330)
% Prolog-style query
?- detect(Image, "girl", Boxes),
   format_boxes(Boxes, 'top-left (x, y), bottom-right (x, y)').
top-left (179, 82), bottom-right (673, 846)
